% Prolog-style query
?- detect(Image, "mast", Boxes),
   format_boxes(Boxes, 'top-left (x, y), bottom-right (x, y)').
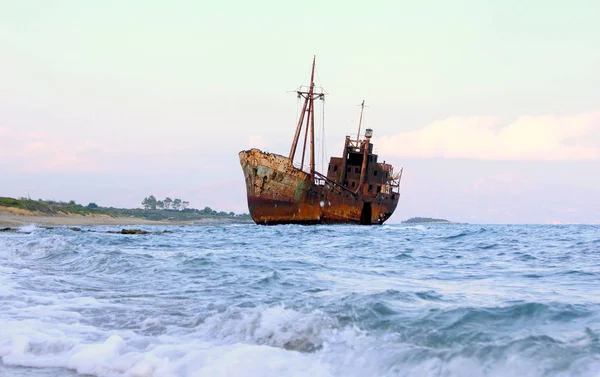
top-left (356, 100), bottom-right (365, 142)
top-left (309, 90), bottom-right (316, 180)
top-left (288, 56), bottom-right (324, 181)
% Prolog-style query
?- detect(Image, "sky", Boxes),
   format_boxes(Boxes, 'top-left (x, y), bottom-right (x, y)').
top-left (1, 0), bottom-right (599, 224)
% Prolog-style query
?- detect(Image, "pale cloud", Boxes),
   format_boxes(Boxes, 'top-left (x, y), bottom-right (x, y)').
top-left (378, 112), bottom-right (600, 160)
top-left (0, 126), bottom-right (10, 134)
top-left (0, 128), bottom-right (208, 174)
top-left (23, 141), bottom-right (49, 151)
top-left (0, 130), bottom-right (112, 173)
top-left (469, 173), bottom-right (533, 195)
top-left (37, 153), bottom-right (81, 170)
top-left (23, 131), bottom-right (47, 139)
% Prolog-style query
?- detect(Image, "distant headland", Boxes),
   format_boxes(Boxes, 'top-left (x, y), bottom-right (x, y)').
top-left (402, 217), bottom-right (454, 224)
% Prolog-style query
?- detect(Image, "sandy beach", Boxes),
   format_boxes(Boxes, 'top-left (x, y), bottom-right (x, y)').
top-left (0, 211), bottom-right (186, 227)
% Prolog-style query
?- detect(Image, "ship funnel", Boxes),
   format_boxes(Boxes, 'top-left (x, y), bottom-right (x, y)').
top-left (365, 128), bottom-right (373, 139)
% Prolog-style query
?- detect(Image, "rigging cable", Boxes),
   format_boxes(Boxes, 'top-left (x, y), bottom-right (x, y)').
top-left (296, 94), bottom-right (300, 123)
top-left (321, 97), bottom-right (326, 174)
top-left (293, 93), bottom-right (300, 166)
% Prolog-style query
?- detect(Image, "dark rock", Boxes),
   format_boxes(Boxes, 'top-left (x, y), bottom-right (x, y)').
top-left (107, 228), bottom-right (150, 235)
top-left (123, 229), bottom-right (149, 234)
top-left (0, 227), bottom-right (29, 234)
top-left (69, 227), bottom-right (82, 232)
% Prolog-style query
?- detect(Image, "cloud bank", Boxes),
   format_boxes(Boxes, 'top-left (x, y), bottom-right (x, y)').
top-left (378, 112), bottom-right (600, 160)
top-left (0, 128), bottom-right (106, 173)
top-left (0, 124), bottom-right (206, 174)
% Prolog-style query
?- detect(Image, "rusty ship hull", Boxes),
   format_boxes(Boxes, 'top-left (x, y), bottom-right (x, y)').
top-left (240, 149), bottom-right (399, 225)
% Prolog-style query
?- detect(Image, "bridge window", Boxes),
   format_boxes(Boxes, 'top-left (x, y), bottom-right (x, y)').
top-left (376, 186), bottom-right (381, 193)
top-left (355, 167), bottom-right (359, 173)
top-left (334, 165), bottom-right (338, 172)
top-left (351, 181), bottom-right (356, 188)
top-left (368, 184), bottom-right (373, 191)
top-left (374, 170), bottom-right (378, 176)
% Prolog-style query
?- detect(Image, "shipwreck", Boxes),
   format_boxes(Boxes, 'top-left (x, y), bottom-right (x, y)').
top-left (239, 57), bottom-right (402, 225)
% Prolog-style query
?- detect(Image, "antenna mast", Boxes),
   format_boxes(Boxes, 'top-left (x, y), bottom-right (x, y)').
top-left (356, 100), bottom-right (365, 142)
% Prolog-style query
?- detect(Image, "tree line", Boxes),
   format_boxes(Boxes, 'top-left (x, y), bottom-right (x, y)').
top-left (141, 195), bottom-right (190, 211)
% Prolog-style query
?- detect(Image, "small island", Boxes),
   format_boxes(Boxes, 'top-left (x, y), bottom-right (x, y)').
top-left (402, 217), bottom-right (453, 224)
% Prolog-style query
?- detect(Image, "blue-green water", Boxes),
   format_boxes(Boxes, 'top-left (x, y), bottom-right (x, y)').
top-left (1, 224), bottom-right (599, 376)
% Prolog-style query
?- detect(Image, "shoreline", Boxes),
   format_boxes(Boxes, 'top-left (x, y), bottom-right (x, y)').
top-left (0, 212), bottom-right (252, 227)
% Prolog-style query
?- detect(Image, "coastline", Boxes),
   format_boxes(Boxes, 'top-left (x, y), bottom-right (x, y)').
top-left (0, 211), bottom-right (251, 227)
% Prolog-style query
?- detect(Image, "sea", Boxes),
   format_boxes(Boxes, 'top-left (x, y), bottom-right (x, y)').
top-left (0, 223), bottom-right (599, 377)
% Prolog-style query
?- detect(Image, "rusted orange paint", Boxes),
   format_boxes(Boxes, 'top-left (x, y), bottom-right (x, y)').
top-left (239, 149), bottom-right (399, 225)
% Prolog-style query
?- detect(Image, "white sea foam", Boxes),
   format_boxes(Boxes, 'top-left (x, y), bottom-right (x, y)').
top-left (382, 224), bottom-right (428, 231)
top-left (404, 224), bottom-right (428, 231)
top-left (0, 301), bottom-right (354, 376)
top-left (2, 313), bottom-right (599, 377)
top-left (0, 320), bottom-right (333, 377)
top-left (195, 305), bottom-right (363, 351)
top-left (0, 266), bottom-right (18, 297)
top-left (17, 223), bottom-right (42, 233)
